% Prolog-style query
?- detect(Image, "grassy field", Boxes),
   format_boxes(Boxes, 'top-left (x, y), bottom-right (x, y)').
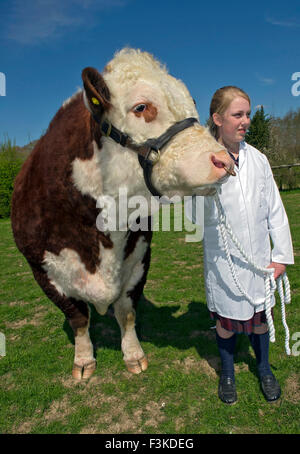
top-left (0, 191), bottom-right (299, 434)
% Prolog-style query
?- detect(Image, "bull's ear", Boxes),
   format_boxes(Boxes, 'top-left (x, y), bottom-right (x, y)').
top-left (82, 67), bottom-right (111, 120)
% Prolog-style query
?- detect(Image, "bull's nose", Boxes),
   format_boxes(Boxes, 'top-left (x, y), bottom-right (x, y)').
top-left (211, 152), bottom-right (236, 176)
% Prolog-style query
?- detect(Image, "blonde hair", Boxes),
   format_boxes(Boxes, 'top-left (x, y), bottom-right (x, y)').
top-left (209, 86), bottom-right (251, 139)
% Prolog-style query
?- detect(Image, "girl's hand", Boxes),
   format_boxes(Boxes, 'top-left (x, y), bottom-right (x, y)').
top-left (267, 262), bottom-right (286, 279)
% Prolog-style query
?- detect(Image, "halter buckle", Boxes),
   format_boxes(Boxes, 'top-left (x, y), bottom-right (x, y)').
top-left (148, 149), bottom-right (160, 165)
top-left (101, 121), bottom-right (112, 137)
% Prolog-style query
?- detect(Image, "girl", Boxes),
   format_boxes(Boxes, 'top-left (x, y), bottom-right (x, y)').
top-left (203, 87), bottom-right (294, 404)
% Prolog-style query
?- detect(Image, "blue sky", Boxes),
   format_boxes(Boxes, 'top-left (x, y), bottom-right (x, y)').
top-left (0, 0), bottom-right (299, 146)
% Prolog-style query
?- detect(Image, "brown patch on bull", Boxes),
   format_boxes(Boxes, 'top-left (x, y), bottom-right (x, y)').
top-left (11, 92), bottom-right (112, 277)
top-left (11, 91), bottom-right (114, 336)
top-left (132, 102), bottom-right (158, 122)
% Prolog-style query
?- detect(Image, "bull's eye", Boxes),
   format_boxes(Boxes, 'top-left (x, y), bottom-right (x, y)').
top-left (133, 103), bottom-right (147, 113)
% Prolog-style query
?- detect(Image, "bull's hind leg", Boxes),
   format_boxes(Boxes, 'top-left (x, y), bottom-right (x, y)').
top-left (114, 297), bottom-right (148, 374)
top-left (31, 266), bottom-right (96, 380)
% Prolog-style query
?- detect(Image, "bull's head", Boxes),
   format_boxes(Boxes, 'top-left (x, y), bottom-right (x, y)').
top-left (82, 48), bottom-right (235, 200)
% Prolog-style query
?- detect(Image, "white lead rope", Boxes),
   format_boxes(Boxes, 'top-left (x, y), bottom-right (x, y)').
top-left (214, 192), bottom-right (291, 355)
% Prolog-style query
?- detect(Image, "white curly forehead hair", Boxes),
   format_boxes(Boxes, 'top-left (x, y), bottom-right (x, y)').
top-left (104, 48), bottom-right (167, 78)
top-left (102, 48), bottom-right (198, 122)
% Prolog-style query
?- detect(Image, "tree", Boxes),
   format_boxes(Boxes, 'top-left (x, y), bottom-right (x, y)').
top-left (245, 106), bottom-right (271, 152)
top-left (0, 139), bottom-right (24, 218)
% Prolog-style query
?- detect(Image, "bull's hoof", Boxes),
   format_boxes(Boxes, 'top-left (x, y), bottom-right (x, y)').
top-left (72, 360), bottom-right (97, 381)
top-left (125, 356), bottom-right (148, 374)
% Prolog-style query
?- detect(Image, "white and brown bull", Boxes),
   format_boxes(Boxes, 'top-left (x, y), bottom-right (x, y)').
top-left (11, 48), bottom-right (234, 380)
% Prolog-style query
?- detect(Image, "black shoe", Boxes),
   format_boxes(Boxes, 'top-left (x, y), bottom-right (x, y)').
top-left (260, 374), bottom-right (281, 402)
top-left (218, 377), bottom-right (237, 404)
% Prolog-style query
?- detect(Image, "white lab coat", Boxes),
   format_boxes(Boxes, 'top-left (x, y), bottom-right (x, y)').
top-left (187, 141), bottom-right (294, 320)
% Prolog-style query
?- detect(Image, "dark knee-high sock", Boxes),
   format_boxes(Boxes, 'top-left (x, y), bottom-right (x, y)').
top-left (216, 332), bottom-right (237, 381)
top-left (248, 332), bottom-right (272, 378)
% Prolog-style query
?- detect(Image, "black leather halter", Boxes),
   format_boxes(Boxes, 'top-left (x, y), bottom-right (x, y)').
top-left (94, 116), bottom-right (198, 197)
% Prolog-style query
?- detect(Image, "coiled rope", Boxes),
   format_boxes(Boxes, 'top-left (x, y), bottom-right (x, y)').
top-left (214, 192), bottom-right (291, 355)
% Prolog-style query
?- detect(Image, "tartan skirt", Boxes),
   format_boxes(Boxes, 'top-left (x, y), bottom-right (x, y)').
top-left (210, 309), bottom-right (274, 335)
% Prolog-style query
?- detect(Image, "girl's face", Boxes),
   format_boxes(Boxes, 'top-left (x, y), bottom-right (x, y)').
top-left (213, 96), bottom-right (251, 147)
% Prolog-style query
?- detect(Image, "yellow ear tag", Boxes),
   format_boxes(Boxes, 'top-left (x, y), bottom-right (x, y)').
top-left (92, 97), bottom-right (100, 105)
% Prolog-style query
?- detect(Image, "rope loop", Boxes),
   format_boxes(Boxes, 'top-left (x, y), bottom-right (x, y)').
top-left (214, 193), bottom-right (291, 355)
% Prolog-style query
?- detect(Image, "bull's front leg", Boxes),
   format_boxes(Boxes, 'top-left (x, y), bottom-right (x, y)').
top-left (72, 326), bottom-right (96, 381)
top-left (69, 304), bottom-right (97, 381)
top-left (31, 265), bottom-right (97, 381)
top-left (114, 295), bottom-right (148, 374)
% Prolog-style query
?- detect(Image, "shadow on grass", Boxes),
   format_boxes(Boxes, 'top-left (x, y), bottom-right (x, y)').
top-left (62, 293), bottom-right (261, 380)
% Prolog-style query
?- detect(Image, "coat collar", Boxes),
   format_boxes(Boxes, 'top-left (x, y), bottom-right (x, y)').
top-left (236, 141), bottom-right (247, 171)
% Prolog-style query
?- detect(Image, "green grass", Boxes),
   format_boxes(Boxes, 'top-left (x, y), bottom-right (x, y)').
top-left (0, 191), bottom-right (299, 434)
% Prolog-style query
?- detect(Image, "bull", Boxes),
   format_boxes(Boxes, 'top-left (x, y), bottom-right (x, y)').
top-left (11, 48), bottom-right (234, 380)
